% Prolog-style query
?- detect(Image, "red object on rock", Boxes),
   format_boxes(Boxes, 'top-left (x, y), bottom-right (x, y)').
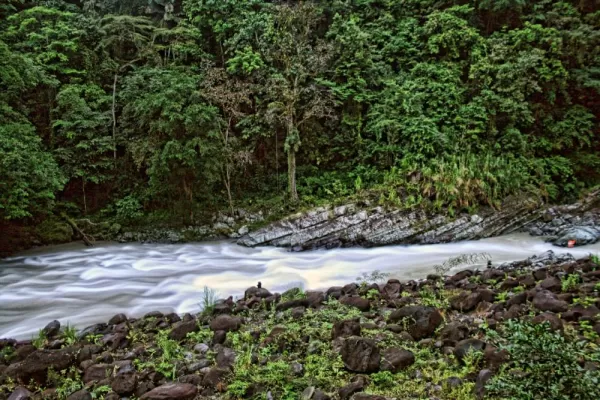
top-left (568, 240), bottom-right (576, 248)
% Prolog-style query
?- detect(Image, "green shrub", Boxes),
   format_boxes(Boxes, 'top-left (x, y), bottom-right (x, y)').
top-left (561, 274), bottom-right (580, 292)
top-left (485, 320), bottom-right (600, 400)
top-left (115, 195), bottom-right (144, 223)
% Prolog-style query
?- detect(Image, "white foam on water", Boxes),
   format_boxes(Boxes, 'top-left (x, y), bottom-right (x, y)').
top-left (2, 233), bottom-right (600, 339)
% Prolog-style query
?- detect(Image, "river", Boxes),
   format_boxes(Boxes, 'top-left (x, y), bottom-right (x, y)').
top-left (1, 233), bottom-right (600, 340)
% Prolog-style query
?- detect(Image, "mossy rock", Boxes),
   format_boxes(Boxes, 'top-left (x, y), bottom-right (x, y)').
top-left (35, 217), bottom-right (73, 244)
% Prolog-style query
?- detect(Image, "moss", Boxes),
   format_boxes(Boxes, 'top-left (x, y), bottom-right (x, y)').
top-left (35, 217), bottom-right (73, 244)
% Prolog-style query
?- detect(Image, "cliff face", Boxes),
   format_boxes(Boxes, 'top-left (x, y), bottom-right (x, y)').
top-left (238, 191), bottom-right (600, 250)
top-left (237, 197), bottom-right (543, 250)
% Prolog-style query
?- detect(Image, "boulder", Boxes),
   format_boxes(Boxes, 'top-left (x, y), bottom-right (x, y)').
top-left (340, 337), bottom-right (381, 373)
top-left (83, 364), bottom-right (112, 383)
top-left (168, 321), bottom-right (198, 341)
top-left (111, 370), bottom-right (137, 395)
top-left (554, 226), bottom-right (600, 247)
top-left (388, 306), bottom-right (443, 340)
top-left (450, 291), bottom-right (482, 311)
top-left (532, 290), bottom-right (568, 313)
top-left (108, 314), bottom-right (127, 325)
top-left (380, 348), bottom-right (415, 372)
top-left (276, 299), bottom-right (309, 311)
top-left (306, 291), bottom-right (326, 307)
top-left (42, 320), bottom-right (60, 338)
top-left (5, 346), bottom-right (79, 382)
top-left (215, 347), bottom-right (236, 370)
top-left (140, 383), bottom-right (197, 400)
top-left (340, 295), bottom-right (370, 311)
top-left (209, 315), bottom-right (242, 332)
top-left (244, 287), bottom-right (272, 299)
top-left (332, 319), bottom-right (361, 340)
top-left (540, 277), bottom-right (561, 292)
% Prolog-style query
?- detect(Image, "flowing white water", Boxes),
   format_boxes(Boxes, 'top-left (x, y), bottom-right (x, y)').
top-left (1, 233), bottom-right (600, 340)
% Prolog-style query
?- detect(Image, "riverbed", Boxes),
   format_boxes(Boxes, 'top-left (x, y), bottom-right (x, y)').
top-left (1, 233), bottom-right (599, 339)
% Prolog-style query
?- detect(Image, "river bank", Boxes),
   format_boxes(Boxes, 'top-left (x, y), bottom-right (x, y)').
top-left (1, 250), bottom-right (600, 400)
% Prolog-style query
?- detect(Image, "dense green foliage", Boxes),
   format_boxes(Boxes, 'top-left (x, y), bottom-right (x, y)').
top-left (1, 0), bottom-right (599, 223)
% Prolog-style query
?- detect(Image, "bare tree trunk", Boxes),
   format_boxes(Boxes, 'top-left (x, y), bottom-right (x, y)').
top-left (82, 180), bottom-right (87, 215)
top-left (112, 72), bottom-right (118, 160)
top-left (288, 150), bottom-right (298, 202)
top-left (225, 164), bottom-right (234, 215)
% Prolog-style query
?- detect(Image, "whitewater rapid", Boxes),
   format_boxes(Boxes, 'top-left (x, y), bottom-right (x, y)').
top-left (1, 233), bottom-right (599, 339)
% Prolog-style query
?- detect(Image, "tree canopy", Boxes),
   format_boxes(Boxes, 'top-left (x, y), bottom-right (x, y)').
top-left (0, 0), bottom-right (598, 223)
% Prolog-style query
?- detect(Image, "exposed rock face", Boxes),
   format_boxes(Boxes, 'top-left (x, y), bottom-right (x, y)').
top-left (238, 198), bottom-right (541, 250)
top-left (340, 337), bottom-right (381, 373)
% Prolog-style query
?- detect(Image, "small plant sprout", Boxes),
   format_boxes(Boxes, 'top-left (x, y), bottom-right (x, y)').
top-left (200, 286), bottom-right (219, 315)
top-left (561, 274), bottom-right (580, 292)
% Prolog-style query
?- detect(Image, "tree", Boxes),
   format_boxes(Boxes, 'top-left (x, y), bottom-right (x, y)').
top-left (263, 2), bottom-right (336, 202)
top-left (120, 67), bottom-right (222, 220)
top-left (0, 110), bottom-right (65, 219)
top-left (97, 14), bottom-right (155, 159)
top-left (52, 83), bottom-right (114, 213)
top-left (201, 67), bottom-right (254, 214)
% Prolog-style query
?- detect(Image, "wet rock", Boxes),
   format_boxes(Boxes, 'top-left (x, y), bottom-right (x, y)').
top-left (332, 319), bottom-right (361, 340)
top-left (8, 387), bottom-right (32, 400)
top-left (188, 359), bottom-right (211, 372)
top-left (554, 226), bottom-right (600, 247)
top-left (42, 320), bottom-right (60, 338)
top-left (140, 383), bottom-right (197, 400)
top-left (388, 306), bottom-right (443, 340)
top-left (380, 347), bottom-right (415, 372)
top-left (450, 292), bottom-right (482, 312)
top-left (108, 314), bottom-right (127, 325)
top-left (341, 337), bottom-right (380, 373)
top-left (78, 323), bottom-right (110, 340)
top-left (340, 295), bottom-right (370, 311)
top-left (477, 289), bottom-right (495, 303)
top-left (533, 290), bottom-right (568, 313)
top-left (245, 287), bottom-right (272, 299)
top-left (169, 321), bottom-right (198, 341)
top-left (144, 311), bottom-right (164, 319)
top-left (454, 339), bottom-right (486, 364)
top-left (209, 315), bottom-right (242, 332)
top-left (67, 389), bottom-right (92, 400)
top-left (450, 270), bottom-right (473, 282)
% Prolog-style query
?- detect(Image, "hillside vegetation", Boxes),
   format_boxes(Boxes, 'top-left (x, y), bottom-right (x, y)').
top-left (1, 0), bottom-right (599, 226)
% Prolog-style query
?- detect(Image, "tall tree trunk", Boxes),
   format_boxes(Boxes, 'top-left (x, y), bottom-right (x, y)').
top-left (288, 150), bottom-right (298, 202)
top-left (225, 164), bottom-right (234, 215)
top-left (82, 180), bottom-right (87, 215)
top-left (112, 72), bottom-right (118, 160)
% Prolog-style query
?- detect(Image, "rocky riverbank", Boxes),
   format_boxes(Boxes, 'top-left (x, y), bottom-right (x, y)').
top-left (238, 191), bottom-right (600, 251)
top-left (1, 252), bottom-right (600, 400)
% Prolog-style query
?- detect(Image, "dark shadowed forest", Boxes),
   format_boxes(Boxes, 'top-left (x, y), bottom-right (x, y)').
top-left (1, 0), bottom-right (599, 228)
